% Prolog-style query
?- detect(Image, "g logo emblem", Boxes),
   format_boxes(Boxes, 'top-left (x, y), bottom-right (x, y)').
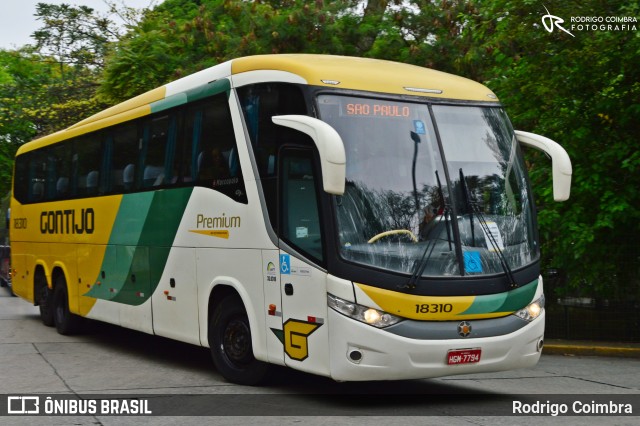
top-left (271, 319), bottom-right (322, 361)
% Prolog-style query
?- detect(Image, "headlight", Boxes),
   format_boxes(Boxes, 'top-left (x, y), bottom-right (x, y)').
top-left (513, 294), bottom-right (545, 322)
top-left (327, 294), bottom-right (402, 328)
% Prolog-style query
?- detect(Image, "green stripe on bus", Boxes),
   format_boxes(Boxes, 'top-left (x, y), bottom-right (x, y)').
top-left (150, 79), bottom-right (231, 114)
top-left (460, 279), bottom-right (538, 315)
top-left (495, 279), bottom-right (539, 312)
top-left (150, 93), bottom-right (188, 114)
top-left (85, 187), bottom-right (194, 305)
top-left (186, 79), bottom-right (231, 103)
top-left (109, 192), bottom-right (155, 245)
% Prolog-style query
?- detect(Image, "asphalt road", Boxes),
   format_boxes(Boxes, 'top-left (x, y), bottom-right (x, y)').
top-left (1, 284), bottom-right (638, 425)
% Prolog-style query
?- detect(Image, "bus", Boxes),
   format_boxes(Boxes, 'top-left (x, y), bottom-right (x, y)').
top-left (10, 54), bottom-right (571, 385)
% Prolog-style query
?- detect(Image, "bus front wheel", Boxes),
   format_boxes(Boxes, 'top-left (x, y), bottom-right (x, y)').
top-left (52, 275), bottom-right (83, 335)
top-left (209, 294), bottom-right (270, 385)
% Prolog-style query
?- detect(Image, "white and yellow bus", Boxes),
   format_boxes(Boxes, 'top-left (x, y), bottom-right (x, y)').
top-left (10, 54), bottom-right (571, 385)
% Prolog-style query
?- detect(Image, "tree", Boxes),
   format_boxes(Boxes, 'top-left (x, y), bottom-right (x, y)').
top-left (0, 2), bottom-right (151, 195)
top-left (0, 48), bottom-right (108, 194)
top-left (99, 0), bottom-right (404, 102)
top-left (457, 0), bottom-right (640, 299)
top-left (32, 3), bottom-right (119, 71)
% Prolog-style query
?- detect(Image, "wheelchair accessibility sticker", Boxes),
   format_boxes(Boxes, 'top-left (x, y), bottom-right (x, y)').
top-left (280, 254), bottom-right (291, 275)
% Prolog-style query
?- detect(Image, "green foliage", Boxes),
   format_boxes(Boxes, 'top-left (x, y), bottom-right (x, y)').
top-left (0, 2), bottom-right (142, 195)
top-left (457, 0), bottom-right (640, 299)
top-left (0, 49), bottom-right (108, 196)
top-left (100, 0), bottom-right (398, 102)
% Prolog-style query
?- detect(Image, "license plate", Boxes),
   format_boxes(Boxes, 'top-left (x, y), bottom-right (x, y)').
top-left (447, 348), bottom-right (481, 365)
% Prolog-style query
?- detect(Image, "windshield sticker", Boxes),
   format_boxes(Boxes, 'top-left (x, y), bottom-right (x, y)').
top-left (464, 251), bottom-right (483, 273)
top-left (413, 120), bottom-right (426, 135)
top-left (481, 221), bottom-right (505, 251)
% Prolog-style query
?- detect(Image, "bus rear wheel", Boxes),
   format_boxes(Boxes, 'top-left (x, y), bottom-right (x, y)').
top-left (36, 272), bottom-right (54, 327)
top-left (209, 294), bottom-right (270, 385)
top-left (53, 275), bottom-right (83, 335)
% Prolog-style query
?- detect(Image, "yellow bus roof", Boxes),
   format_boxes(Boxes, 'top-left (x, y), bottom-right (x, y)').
top-left (17, 54), bottom-right (498, 155)
top-left (232, 54), bottom-right (497, 102)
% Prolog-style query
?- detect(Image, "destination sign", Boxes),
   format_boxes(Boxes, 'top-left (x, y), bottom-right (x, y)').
top-left (344, 102), bottom-right (412, 118)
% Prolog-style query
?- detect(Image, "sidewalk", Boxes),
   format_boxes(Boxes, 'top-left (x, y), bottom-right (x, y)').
top-left (543, 339), bottom-right (640, 358)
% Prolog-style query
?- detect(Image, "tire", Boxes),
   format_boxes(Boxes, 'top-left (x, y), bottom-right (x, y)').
top-left (36, 273), bottom-right (54, 327)
top-left (209, 294), bottom-right (270, 385)
top-left (52, 275), bottom-right (83, 335)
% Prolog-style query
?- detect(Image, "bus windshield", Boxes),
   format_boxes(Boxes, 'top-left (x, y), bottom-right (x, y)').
top-left (317, 95), bottom-right (538, 278)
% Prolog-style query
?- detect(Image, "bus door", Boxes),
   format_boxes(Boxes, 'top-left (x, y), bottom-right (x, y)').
top-left (278, 148), bottom-right (330, 376)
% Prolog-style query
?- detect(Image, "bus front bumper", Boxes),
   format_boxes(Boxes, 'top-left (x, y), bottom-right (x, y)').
top-left (328, 309), bottom-right (545, 382)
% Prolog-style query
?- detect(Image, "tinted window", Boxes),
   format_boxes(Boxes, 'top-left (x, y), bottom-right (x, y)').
top-left (237, 83), bottom-right (308, 229)
top-left (111, 123), bottom-right (139, 192)
top-left (280, 150), bottom-right (324, 263)
top-left (191, 95), bottom-right (247, 203)
top-left (13, 90), bottom-right (248, 205)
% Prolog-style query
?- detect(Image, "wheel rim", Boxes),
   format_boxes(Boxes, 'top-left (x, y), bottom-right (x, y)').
top-left (222, 318), bottom-right (252, 366)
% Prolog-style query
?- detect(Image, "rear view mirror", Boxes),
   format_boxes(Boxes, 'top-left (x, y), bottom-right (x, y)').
top-left (272, 115), bottom-right (346, 195)
top-left (515, 130), bottom-right (572, 201)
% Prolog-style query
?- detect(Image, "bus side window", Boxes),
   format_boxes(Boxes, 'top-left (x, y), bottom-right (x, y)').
top-left (111, 123), bottom-right (139, 192)
top-left (280, 150), bottom-right (324, 263)
top-left (50, 143), bottom-right (72, 200)
top-left (191, 94), bottom-right (247, 204)
top-left (74, 136), bottom-right (105, 197)
top-left (237, 83), bottom-right (308, 230)
top-left (13, 155), bottom-right (29, 204)
top-left (142, 115), bottom-right (172, 188)
top-left (28, 151), bottom-right (47, 203)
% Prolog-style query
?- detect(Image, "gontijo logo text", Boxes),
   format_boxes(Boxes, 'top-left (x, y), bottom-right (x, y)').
top-left (40, 208), bottom-right (95, 234)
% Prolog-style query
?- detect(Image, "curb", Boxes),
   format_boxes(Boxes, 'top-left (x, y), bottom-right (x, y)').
top-left (543, 343), bottom-right (640, 358)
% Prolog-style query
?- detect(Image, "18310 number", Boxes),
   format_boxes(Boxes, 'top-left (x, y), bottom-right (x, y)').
top-left (415, 303), bottom-right (453, 314)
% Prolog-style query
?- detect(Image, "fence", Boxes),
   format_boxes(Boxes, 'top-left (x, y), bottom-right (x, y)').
top-left (543, 269), bottom-right (640, 342)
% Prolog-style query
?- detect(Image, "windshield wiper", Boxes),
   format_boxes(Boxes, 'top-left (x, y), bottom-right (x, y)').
top-left (459, 169), bottom-right (518, 288)
top-left (401, 234), bottom-right (438, 291)
top-left (436, 170), bottom-right (453, 252)
top-left (459, 169), bottom-right (476, 246)
top-left (401, 170), bottom-right (452, 291)
top-left (411, 131), bottom-right (421, 214)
